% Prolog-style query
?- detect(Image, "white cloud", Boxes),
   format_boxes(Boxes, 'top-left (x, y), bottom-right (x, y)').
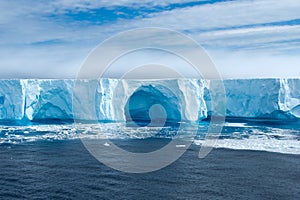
top-left (192, 25), bottom-right (300, 51)
top-left (0, 44), bottom-right (90, 78)
top-left (210, 50), bottom-right (300, 78)
top-left (50, 0), bottom-right (202, 11)
top-left (0, 0), bottom-right (300, 78)
top-left (139, 0), bottom-right (300, 30)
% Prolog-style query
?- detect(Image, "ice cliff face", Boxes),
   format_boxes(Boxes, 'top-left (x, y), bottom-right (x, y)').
top-left (205, 79), bottom-right (300, 120)
top-left (0, 79), bottom-right (299, 124)
top-left (80, 79), bottom-right (206, 124)
top-left (279, 79), bottom-right (300, 118)
top-left (24, 80), bottom-right (74, 121)
top-left (0, 80), bottom-right (25, 121)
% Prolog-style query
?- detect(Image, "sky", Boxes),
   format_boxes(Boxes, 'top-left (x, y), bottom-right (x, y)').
top-left (0, 0), bottom-right (300, 79)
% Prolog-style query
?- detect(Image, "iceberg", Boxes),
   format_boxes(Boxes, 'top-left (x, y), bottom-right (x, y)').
top-left (0, 78), bottom-right (299, 125)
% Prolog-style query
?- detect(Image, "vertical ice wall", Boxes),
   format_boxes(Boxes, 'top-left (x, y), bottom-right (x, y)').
top-left (24, 80), bottom-right (74, 121)
top-left (73, 80), bottom-right (99, 121)
top-left (279, 79), bottom-right (300, 118)
top-left (0, 80), bottom-right (25, 121)
top-left (95, 79), bottom-right (207, 122)
top-left (205, 79), bottom-right (300, 119)
top-left (0, 79), bottom-right (299, 124)
top-left (224, 79), bottom-right (281, 118)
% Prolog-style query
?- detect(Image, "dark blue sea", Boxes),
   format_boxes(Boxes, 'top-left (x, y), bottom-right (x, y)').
top-left (0, 122), bottom-right (299, 199)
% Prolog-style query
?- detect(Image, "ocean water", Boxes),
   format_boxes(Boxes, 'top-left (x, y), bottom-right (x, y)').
top-left (0, 122), bottom-right (300, 199)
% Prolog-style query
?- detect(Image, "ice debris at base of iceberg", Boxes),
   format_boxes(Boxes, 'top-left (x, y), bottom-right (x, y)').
top-left (0, 79), bottom-right (299, 124)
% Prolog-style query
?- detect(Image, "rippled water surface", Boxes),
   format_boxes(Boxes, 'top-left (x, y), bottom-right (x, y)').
top-left (0, 122), bottom-right (300, 199)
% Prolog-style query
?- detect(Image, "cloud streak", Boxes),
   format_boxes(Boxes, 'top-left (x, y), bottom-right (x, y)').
top-left (0, 0), bottom-right (299, 78)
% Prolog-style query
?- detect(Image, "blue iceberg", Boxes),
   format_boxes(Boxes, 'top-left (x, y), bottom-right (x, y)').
top-left (0, 79), bottom-right (299, 125)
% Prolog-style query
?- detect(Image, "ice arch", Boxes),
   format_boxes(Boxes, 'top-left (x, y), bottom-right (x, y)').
top-left (25, 80), bottom-right (74, 123)
top-left (124, 85), bottom-right (182, 126)
top-left (95, 79), bottom-right (206, 123)
top-left (32, 102), bottom-right (71, 123)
